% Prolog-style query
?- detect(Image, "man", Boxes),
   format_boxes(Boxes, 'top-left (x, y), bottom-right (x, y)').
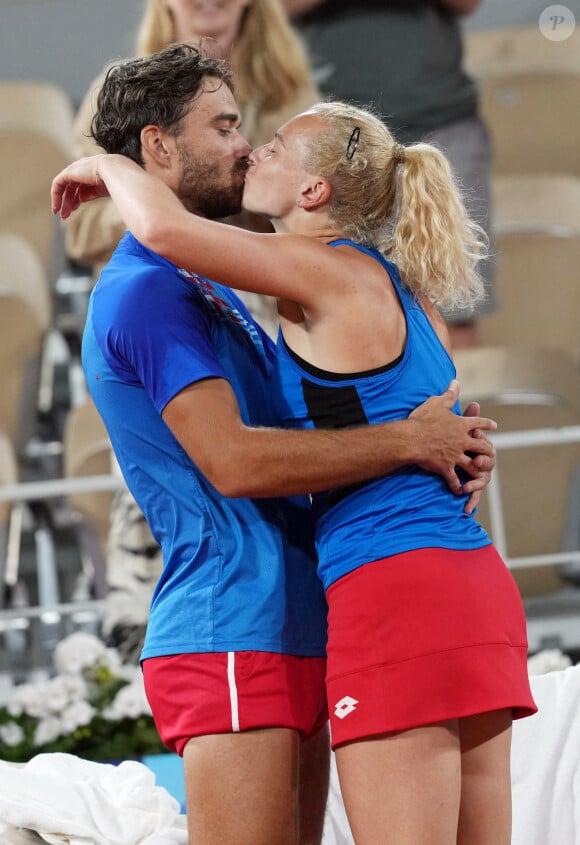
top-left (59, 44), bottom-right (496, 845)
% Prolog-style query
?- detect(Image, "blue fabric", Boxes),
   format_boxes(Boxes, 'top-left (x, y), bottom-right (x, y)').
top-left (83, 233), bottom-right (327, 659)
top-left (270, 239), bottom-right (490, 592)
top-left (140, 754), bottom-right (186, 814)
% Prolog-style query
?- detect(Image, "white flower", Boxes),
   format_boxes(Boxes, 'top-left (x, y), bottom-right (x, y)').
top-left (61, 674), bottom-right (88, 700)
top-left (53, 632), bottom-right (121, 676)
top-left (117, 663), bottom-right (141, 683)
top-left (0, 722), bottom-right (25, 747)
top-left (7, 681), bottom-right (53, 720)
top-left (33, 716), bottom-right (63, 747)
top-left (103, 679), bottom-right (152, 721)
top-left (527, 648), bottom-right (572, 675)
top-left (0, 633), bottom-right (166, 760)
top-left (60, 700), bottom-right (96, 733)
top-left (95, 648), bottom-right (123, 675)
top-left (45, 675), bottom-right (87, 713)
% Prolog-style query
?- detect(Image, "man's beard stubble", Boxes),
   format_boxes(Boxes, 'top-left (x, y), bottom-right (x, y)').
top-left (177, 146), bottom-right (248, 220)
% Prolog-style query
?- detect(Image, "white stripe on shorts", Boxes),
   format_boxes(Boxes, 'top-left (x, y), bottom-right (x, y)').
top-left (227, 651), bottom-right (240, 732)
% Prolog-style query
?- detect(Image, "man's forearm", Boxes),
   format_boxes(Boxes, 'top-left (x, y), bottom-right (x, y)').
top-left (165, 383), bottom-right (416, 498)
top-left (220, 410), bottom-right (493, 500)
top-left (212, 420), bottom-right (418, 498)
top-left (163, 378), bottom-right (495, 501)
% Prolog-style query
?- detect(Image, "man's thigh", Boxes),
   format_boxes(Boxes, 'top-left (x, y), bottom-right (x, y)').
top-left (183, 727), bottom-right (300, 845)
top-left (299, 722), bottom-right (331, 845)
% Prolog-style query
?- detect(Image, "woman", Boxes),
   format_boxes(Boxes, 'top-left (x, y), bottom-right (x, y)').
top-left (52, 100), bottom-right (536, 845)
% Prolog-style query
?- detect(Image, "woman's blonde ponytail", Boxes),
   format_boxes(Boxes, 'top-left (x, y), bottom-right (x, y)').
top-left (391, 142), bottom-right (486, 310)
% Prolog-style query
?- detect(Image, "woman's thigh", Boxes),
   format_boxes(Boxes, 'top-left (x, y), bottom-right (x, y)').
top-left (335, 721), bottom-right (462, 845)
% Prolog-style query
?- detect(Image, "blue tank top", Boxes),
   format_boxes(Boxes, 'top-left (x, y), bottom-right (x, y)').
top-left (270, 239), bottom-right (490, 591)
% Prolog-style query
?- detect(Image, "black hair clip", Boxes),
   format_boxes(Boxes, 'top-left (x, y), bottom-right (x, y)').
top-left (345, 127), bottom-right (360, 161)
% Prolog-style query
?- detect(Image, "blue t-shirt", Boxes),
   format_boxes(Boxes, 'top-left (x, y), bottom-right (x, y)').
top-left (270, 240), bottom-right (490, 591)
top-left (82, 232), bottom-right (327, 660)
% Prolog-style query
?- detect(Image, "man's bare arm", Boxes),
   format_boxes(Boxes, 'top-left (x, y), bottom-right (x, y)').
top-left (162, 377), bottom-right (495, 499)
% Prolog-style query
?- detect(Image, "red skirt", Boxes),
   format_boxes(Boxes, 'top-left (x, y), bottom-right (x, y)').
top-left (325, 545), bottom-right (537, 748)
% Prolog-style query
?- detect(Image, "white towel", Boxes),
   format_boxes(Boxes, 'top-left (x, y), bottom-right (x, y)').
top-left (0, 753), bottom-right (187, 845)
top-left (511, 663), bottom-right (580, 845)
top-left (2, 830), bottom-right (45, 845)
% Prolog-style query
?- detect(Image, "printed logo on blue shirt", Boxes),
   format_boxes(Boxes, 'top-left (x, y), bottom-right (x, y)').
top-left (178, 268), bottom-right (265, 350)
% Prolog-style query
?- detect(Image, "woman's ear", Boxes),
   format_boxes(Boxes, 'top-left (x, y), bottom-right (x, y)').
top-left (297, 177), bottom-right (332, 211)
top-left (140, 125), bottom-right (175, 170)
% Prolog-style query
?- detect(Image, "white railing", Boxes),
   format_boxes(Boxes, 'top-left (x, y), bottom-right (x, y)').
top-left (0, 424), bottom-right (580, 566)
top-left (486, 425), bottom-right (580, 569)
top-left (0, 474), bottom-right (122, 503)
top-left (1, 427), bottom-right (580, 651)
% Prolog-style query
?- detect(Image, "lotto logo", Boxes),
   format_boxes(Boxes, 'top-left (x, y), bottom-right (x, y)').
top-left (334, 695), bottom-right (359, 719)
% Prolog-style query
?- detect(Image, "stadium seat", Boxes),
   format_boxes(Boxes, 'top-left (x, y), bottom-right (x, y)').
top-left (464, 25), bottom-right (580, 177)
top-left (0, 80), bottom-right (74, 285)
top-left (63, 396), bottom-right (114, 599)
top-left (0, 234), bottom-right (52, 457)
top-left (479, 173), bottom-right (580, 367)
top-left (0, 430), bottom-right (18, 608)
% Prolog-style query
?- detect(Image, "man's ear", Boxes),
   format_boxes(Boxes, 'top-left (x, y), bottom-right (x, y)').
top-left (297, 177), bottom-right (332, 211)
top-left (140, 124), bottom-right (175, 170)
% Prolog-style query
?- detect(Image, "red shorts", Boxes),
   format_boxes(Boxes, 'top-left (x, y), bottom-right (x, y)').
top-left (142, 651), bottom-right (328, 756)
top-left (326, 547), bottom-right (537, 748)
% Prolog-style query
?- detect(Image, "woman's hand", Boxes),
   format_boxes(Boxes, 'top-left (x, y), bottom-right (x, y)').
top-left (408, 381), bottom-right (497, 507)
top-left (461, 400), bottom-right (496, 514)
top-left (51, 155), bottom-right (112, 220)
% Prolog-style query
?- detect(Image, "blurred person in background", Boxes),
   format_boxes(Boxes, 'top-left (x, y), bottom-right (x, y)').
top-left (283, 0), bottom-right (497, 351)
top-left (65, 0), bottom-right (320, 660)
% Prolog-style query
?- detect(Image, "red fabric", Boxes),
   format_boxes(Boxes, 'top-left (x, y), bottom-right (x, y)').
top-left (143, 651), bottom-right (328, 755)
top-left (325, 546), bottom-right (537, 748)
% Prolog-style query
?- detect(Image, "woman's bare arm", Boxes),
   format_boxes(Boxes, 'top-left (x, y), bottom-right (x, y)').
top-left (52, 154), bottom-right (342, 310)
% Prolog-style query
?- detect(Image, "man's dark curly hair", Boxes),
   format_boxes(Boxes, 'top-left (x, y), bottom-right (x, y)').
top-left (91, 43), bottom-right (234, 166)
